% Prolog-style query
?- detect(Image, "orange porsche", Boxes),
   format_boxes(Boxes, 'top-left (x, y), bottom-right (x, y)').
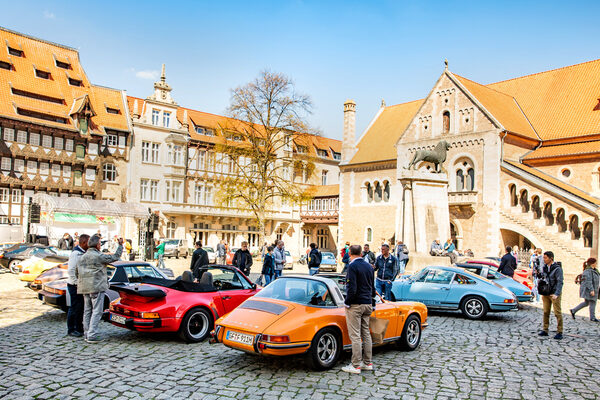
top-left (211, 275), bottom-right (428, 370)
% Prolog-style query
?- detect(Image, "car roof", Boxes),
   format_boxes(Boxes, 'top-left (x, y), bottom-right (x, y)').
top-left (426, 265), bottom-right (484, 277)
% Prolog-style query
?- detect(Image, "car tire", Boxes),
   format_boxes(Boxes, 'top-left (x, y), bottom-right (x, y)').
top-left (460, 296), bottom-right (488, 320)
top-left (175, 250), bottom-right (179, 259)
top-left (397, 314), bottom-right (421, 351)
top-left (8, 260), bottom-right (19, 274)
top-left (178, 307), bottom-right (214, 343)
top-left (305, 327), bottom-right (341, 371)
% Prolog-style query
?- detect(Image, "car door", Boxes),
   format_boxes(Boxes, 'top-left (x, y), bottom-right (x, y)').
top-left (372, 299), bottom-right (399, 340)
top-left (404, 268), bottom-right (454, 307)
top-left (211, 268), bottom-right (256, 314)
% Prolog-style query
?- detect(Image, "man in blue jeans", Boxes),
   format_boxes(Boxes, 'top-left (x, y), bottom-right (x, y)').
top-left (374, 243), bottom-right (398, 300)
top-left (66, 234), bottom-right (89, 337)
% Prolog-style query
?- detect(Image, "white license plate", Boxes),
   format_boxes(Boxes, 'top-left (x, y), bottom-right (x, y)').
top-left (110, 314), bottom-right (127, 325)
top-left (226, 330), bottom-right (254, 345)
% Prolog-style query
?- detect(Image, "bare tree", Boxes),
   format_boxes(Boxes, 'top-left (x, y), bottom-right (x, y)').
top-left (214, 70), bottom-right (316, 245)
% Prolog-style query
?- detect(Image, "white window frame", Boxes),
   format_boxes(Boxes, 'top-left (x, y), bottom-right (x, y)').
top-left (17, 130), bottom-right (27, 144)
top-left (1, 157), bottom-right (11, 171)
top-left (103, 163), bottom-right (116, 182)
top-left (42, 135), bottom-right (52, 148)
top-left (29, 132), bottom-right (40, 146)
top-left (3, 128), bottom-right (15, 142)
top-left (163, 111), bottom-right (171, 128)
top-left (152, 109), bottom-right (160, 126)
top-left (0, 188), bottom-right (8, 202)
top-left (11, 189), bottom-right (21, 204)
top-left (27, 160), bottom-right (37, 174)
top-left (14, 159), bottom-right (24, 173)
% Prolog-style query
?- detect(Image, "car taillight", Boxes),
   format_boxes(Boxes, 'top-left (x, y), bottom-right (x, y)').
top-left (523, 291), bottom-right (532, 296)
top-left (33, 279), bottom-right (42, 285)
top-left (504, 299), bottom-right (515, 303)
top-left (140, 312), bottom-right (160, 319)
top-left (22, 269), bottom-right (29, 274)
top-left (262, 335), bottom-right (290, 343)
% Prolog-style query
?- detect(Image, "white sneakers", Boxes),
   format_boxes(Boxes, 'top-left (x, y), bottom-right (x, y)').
top-left (342, 362), bottom-right (374, 373)
top-left (342, 364), bottom-right (361, 374)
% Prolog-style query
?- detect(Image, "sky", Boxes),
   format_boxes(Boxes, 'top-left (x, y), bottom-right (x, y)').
top-left (2, 1), bottom-right (600, 141)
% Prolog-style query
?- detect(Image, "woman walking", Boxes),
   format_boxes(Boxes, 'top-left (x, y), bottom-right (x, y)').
top-left (570, 258), bottom-right (599, 321)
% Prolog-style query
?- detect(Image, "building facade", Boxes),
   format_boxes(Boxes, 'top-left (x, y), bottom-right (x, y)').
top-left (126, 69), bottom-right (341, 258)
top-left (0, 27), bottom-right (132, 242)
top-left (339, 59), bottom-right (600, 283)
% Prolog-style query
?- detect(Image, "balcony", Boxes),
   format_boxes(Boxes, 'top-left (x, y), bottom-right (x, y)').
top-left (448, 191), bottom-right (477, 205)
top-left (300, 209), bottom-right (339, 224)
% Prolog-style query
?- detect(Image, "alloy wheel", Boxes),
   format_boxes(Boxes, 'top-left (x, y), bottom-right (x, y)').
top-left (466, 298), bottom-right (483, 317)
top-left (187, 311), bottom-right (209, 339)
top-left (406, 319), bottom-right (420, 346)
top-left (317, 333), bottom-right (337, 364)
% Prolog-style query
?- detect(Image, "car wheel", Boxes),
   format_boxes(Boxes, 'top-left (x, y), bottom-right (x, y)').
top-left (397, 314), bottom-right (421, 351)
top-left (178, 307), bottom-right (214, 343)
top-left (305, 328), bottom-right (341, 370)
top-left (8, 260), bottom-right (19, 274)
top-left (175, 250), bottom-right (179, 259)
top-left (460, 296), bottom-right (488, 320)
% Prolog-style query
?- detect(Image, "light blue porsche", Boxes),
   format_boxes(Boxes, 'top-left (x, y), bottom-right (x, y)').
top-left (391, 266), bottom-right (518, 320)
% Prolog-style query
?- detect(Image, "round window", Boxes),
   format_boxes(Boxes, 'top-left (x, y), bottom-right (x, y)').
top-left (561, 169), bottom-right (571, 178)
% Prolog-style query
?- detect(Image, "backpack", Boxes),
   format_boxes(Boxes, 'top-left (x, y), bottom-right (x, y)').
top-left (537, 267), bottom-right (553, 296)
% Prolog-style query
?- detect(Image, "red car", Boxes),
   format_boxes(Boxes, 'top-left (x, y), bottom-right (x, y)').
top-left (108, 265), bottom-right (259, 342)
top-left (465, 259), bottom-right (533, 289)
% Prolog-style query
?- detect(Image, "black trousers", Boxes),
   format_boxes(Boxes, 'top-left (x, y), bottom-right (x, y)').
top-left (67, 284), bottom-right (84, 334)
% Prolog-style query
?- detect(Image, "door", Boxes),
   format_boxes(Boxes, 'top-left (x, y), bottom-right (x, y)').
top-left (404, 268), bottom-right (454, 307)
top-left (210, 268), bottom-right (255, 314)
top-left (372, 302), bottom-right (399, 340)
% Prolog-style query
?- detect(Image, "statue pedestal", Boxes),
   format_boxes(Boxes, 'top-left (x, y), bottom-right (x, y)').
top-left (398, 170), bottom-right (450, 254)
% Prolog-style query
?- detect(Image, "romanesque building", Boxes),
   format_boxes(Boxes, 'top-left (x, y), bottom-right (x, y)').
top-left (126, 69), bottom-right (341, 257)
top-left (339, 59), bottom-right (600, 282)
top-left (0, 27), bottom-right (131, 240)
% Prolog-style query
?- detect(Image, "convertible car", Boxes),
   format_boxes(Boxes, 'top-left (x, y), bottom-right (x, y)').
top-left (19, 255), bottom-right (69, 282)
top-left (455, 263), bottom-right (533, 302)
top-left (39, 261), bottom-right (172, 312)
top-left (30, 263), bottom-right (68, 291)
top-left (212, 275), bottom-right (428, 370)
top-left (107, 265), bottom-right (259, 342)
top-left (465, 259), bottom-right (533, 289)
top-left (391, 266), bottom-right (518, 320)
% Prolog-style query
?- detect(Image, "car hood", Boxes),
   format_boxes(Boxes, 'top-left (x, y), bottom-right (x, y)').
top-left (45, 278), bottom-right (67, 290)
top-left (496, 277), bottom-right (530, 294)
top-left (217, 298), bottom-right (295, 333)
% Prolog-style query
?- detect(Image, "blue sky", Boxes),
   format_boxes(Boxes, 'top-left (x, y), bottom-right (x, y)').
top-left (3, 1), bottom-right (600, 141)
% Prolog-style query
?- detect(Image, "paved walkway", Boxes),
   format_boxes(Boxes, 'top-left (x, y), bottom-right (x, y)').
top-left (0, 271), bottom-right (598, 399)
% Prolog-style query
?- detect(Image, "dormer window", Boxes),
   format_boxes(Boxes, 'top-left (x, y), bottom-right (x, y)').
top-left (56, 60), bottom-right (71, 69)
top-left (8, 47), bottom-right (23, 57)
top-left (333, 152), bottom-right (341, 161)
top-left (68, 78), bottom-right (82, 87)
top-left (296, 145), bottom-right (307, 154)
top-left (35, 69), bottom-right (50, 79)
top-left (106, 107), bottom-right (120, 115)
top-left (0, 61), bottom-right (12, 71)
top-left (195, 126), bottom-right (205, 135)
top-left (594, 98), bottom-right (600, 112)
top-left (317, 149), bottom-right (328, 158)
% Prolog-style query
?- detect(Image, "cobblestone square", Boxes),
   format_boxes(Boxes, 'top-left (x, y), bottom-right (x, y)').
top-left (0, 271), bottom-right (598, 400)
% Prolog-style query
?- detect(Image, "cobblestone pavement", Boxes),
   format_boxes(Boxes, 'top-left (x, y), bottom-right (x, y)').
top-left (1, 271), bottom-right (599, 400)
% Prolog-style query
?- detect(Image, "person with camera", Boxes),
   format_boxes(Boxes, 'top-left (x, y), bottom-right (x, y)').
top-left (537, 251), bottom-right (564, 340)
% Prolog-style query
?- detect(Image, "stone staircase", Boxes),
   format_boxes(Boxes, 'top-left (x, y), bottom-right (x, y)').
top-left (500, 208), bottom-right (590, 271)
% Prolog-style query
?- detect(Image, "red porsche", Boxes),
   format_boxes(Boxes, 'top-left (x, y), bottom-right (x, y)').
top-left (107, 265), bottom-right (259, 342)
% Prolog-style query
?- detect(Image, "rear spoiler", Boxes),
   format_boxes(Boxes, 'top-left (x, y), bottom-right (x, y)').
top-left (110, 283), bottom-right (166, 299)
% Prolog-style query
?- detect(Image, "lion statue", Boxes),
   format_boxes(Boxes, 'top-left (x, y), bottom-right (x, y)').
top-left (405, 140), bottom-right (451, 173)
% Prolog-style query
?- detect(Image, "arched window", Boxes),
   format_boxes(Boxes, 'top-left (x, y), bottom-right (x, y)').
top-left (531, 196), bottom-right (542, 219)
top-left (509, 184), bottom-right (518, 206)
top-left (454, 159), bottom-right (475, 192)
top-left (366, 183), bottom-right (373, 203)
top-left (556, 208), bottom-right (567, 232)
top-left (519, 190), bottom-right (530, 213)
top-left (365, 227), bottom-right (373, 242)
top-left (102, 163), bottom-right (116, 182)
top-left (374, 182), bottom-right (382, 202)
top-left (583, 222), bottom-right (593, 248)
top-left (442, 111), bottom-right (450, 134)
top-left (543, 202), bottom-right (554, 226)
top-left (383, 181), bottom-right (390, 202)
top-left (569, 215), bottom-right (581, 240)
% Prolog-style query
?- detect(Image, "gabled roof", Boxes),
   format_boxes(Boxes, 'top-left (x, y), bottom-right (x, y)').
top-left (452, 74), bottom-right (539, 140)
top-left (348, 99), bottom-right (423, 165)
top-left (0, 26), bottom-right (129, 134)
top-left (487, 59), bottom-right (600, 141)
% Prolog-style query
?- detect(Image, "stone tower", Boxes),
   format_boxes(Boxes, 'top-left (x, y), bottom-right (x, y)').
top-left (341, 99), bottom-right (356, 163)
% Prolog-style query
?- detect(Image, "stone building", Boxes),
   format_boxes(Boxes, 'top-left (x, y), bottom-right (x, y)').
top-left (339, 59), bottom-right (600, 281)
top-left (126, 69), bottom-right (341, 257)
top-left (0, 27), bottom-right (132, 241)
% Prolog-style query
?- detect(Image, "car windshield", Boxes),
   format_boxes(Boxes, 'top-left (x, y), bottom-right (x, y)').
top-left (31, 248), bottom-right (56, 257)
top-left (255, 277), bottom-right (336, 307)
top-left (322, 253), bottom-right (335, 261)
top-left (123, 265), bottom-right (161, 281)
top-left (164, 240), bottom-right (179, 245)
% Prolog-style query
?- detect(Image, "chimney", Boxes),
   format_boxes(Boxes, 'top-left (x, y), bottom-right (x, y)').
top-left (182, 109), bottom-right (189, 129)
top-left (341, 99), bottom-right (356, 163)
top-left (132, 99), bottom-right (140, 120)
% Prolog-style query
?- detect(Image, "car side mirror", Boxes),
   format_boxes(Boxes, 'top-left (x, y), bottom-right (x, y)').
top-left (252, 283), bottom-right (257, 290)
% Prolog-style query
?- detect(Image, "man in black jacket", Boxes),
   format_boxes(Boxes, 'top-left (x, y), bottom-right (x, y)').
top-left (362, 244), bottom-right (375, 266)
top-left (498, 246), bottom-right (516, 277)
top-left (342, 245), bottom-right (376, 374)
top-left (233, 241), bottom-right (253, 276)
top-left (307, 243), bottom-right (321, 275)
top-left (190, 241), bottom-right (209, 281)
top-left (538, 251), bottom-right (564, 340)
